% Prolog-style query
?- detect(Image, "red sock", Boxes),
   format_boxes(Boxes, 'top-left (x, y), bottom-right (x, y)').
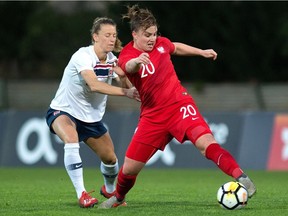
top-left (205, 143), bottom-right (243, 178)
top-left (116, 167), bottom-right (137, 201)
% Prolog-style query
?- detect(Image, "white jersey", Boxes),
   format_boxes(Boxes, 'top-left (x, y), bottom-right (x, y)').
top-left (50, 45), bottom-right (118, 122)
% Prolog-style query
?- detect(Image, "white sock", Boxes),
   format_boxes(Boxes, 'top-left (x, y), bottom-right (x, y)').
top-left (100, 160), bottom-right (119, 193)
top-left (64, 143), bottom-right (85, 199)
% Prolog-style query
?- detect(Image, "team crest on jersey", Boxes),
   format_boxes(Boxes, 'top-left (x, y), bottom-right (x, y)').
top-left (108, 69), bottom-right (113, 77)
top-left (157, 46), bottom-right (165, 53)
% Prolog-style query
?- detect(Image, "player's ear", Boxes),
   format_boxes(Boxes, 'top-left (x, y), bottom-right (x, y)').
top-left (92, 33), bottom-right (99, 43)
top-left (132, 31), bottom-right (138, 40)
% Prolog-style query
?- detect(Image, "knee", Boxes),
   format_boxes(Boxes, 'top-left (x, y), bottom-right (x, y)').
top-left (101, 154), bottom-right (117, 165)
top-left (62, 134), bottom-right (78, 144)
top-left (194, 135), bottom-right (217, 156)
top-left (122, 157), bottom-right (144, 176)
top-left (122, 165), bottom-right (139, 176)
top-left (195, 144), bottom-right (207, 156)
top-left (195, 139), bottom-right (210, 156)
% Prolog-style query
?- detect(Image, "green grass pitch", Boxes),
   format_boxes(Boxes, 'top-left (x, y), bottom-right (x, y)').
top-left (1, 168), bottom-right (288, 216)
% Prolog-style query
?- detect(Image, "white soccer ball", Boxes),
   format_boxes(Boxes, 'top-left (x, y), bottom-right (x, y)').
top-left (217, 181), bottom-right (248, 210)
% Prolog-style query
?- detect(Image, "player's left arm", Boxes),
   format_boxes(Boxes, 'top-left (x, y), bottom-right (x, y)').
top-left (172, 42), bottom-right (217, 60)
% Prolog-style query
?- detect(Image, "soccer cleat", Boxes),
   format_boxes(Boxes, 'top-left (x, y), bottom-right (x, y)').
top-left (78, 191), bottom-right (98, 208)
top-left (98, 195), bottom-right (127, 209)
top-left (100, 185), bottom-right (116, 198)
top-left (236, 174), bottom-right (256, 198)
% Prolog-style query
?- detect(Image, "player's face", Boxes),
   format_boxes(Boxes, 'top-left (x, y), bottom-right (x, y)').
top-left (133, 26), bottom-right (157, 52)
top-left (93, 24), bottom-right (117, 53)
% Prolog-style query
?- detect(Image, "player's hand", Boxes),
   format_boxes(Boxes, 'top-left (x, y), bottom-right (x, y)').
top-left (135, 53), bottom-right (150, 65)
top-left (202, 49), bottom-right (217, 60)
top-left (125, 53), bottom-right (150, 73)
top-left (125, 87), bottom-right (141, 102)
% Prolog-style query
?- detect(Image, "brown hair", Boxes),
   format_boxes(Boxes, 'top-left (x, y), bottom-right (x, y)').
top-left (122, 4), bottom-right (158, 32)
top-left (90, 17), bottom-right (122, 52)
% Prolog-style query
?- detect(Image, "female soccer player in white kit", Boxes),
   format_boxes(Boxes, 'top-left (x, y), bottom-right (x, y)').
top-left (45, 17), bottom-right (139, 208)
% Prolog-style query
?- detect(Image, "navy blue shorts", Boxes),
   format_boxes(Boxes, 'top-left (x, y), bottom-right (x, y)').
top-left (45, 107), bottom-right (107, 142)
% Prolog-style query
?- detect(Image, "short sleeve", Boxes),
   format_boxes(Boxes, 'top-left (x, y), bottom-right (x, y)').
top-left (72, 50), bottom-right (94, 74)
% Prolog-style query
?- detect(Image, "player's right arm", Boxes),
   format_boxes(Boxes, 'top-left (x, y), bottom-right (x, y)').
top-left (125, 53), bottom-right (150, 74)
top-left (81, 69), bottom-right (139, 100)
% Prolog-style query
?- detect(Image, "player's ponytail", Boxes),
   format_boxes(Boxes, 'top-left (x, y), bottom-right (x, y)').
top-left (113, 38), bottom-right (123, 53)
top-left (122, 4), bottom-right (158, 32)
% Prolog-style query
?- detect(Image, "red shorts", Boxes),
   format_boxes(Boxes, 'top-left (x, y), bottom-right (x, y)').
top-left (126, 99), bottom-right (212, 163)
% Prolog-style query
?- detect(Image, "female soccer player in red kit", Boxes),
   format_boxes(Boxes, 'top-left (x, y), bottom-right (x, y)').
top-left (99, 4), bottom-right (256, 208)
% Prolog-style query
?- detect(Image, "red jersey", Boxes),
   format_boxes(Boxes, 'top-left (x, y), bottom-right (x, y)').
top-left (118, 36), bottom-right (193, 116)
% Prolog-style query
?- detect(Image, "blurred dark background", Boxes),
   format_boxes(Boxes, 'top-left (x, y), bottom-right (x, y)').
top-left (1, 1), bottom-right (288, 83)
top-left (0, 2), bottom-right (286, 171)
